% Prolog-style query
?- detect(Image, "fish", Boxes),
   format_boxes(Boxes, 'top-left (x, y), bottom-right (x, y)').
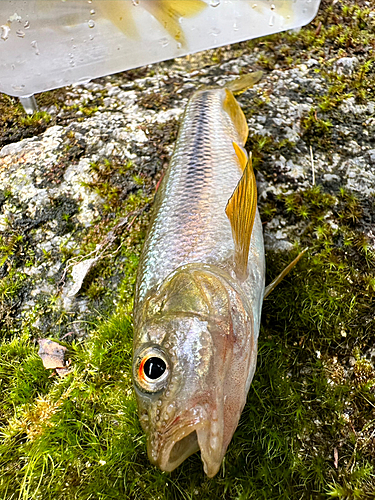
top-left (36, 0), bottom-right (206, 48)
top-left (132, 72), bottom-right (302, 477)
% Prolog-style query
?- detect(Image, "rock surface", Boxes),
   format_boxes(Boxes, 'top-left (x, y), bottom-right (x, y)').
top-left (1, 50), bottom-right (374, 335)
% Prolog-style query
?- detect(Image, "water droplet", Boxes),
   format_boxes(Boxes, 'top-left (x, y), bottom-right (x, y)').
top-left (11, 84), bottom-right (25, 91)
top-left (233, 22), bottom-right (239, 31)
top-left (89, 34), bottom-right (94, 40)
top-left (132, 0), bottom-right (139, 5)
top-left (210, 27), bottom-right (221, 36)
top-left (159, 37), bottom-right (169, 47)
top-left (270, 4), bottom-right (276, 10)
top-left (88, 19), bottom-right (95, 28)
top-left (30, 40), bottom-right (39, 55)
top-left (210, 0), bottom-right (220, 7)
top-left (1, 25), bottom-right (11, 41)
top-left (16, 29), bottom-right (25, 38)
top-left (24, 20), bottom-right (30, 29)
top-left (90, 9), bottom-right (95, 15)
top-left (11, 64), bottom-right (15, 70)
top-left (177, 42), bottom-right (182, 49)
top-left (252, 3), bottom-right (257, 8)
top-left (269, 14), bottom-right (275, 26)
top-left (8, 13), bottom-right (22, 23)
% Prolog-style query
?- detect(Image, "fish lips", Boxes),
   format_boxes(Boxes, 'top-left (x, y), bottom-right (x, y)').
top-left (148, 411), bottom-right (224, 478)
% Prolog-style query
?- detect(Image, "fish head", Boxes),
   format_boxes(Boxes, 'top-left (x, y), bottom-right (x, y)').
top-left (133, 264), bottom-right (257, 477)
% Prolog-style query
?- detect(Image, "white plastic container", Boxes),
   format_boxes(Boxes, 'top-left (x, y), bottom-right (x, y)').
top-left (0, 0), bottom-right (321, 98)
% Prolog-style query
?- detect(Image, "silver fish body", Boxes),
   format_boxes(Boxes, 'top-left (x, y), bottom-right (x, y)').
top-left (132, 87), bottom-right (265, 477)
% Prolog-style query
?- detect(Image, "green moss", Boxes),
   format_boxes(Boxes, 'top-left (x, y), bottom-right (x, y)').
top-left (19, 111), bottom-right (51, 127)
top-left (1, 0), bottom-right (375, 498)
top-left (300, 108), bottom-right (333, 148)
top-left (0, 95), bottom-right (51, 148)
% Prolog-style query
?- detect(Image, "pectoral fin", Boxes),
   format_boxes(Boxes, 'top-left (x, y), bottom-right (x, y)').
top-left (225, 152), bottom-right (257, 281)
top-left (144, 0), bottom-right (206, 48)
top-left (264, 248), bottom-right (308, 299)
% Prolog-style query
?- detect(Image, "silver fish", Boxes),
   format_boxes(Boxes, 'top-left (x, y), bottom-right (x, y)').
top-left (132, 74), bottom-right (266, 477)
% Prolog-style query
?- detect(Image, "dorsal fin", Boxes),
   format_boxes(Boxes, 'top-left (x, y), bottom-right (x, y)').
top-left (225, 151), bottom-right (257, 281)
top-left (97, 1), bottom-right (139, 39)
top-left (223, 89), bottom-right (249, 145)
top-left (144, 0), bottom-right (207, 48)
top-left (232, 141), bottom-right (248, 171)
top-left (222, 71), bottom-right (263, 145)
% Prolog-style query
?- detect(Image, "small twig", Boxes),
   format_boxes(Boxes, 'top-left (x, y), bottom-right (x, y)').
top-left (315, 21), bottom-right (322, 37)
top-left (333, 447), bottom-right (339, 469)
top-left (310, 145), bottom-right (315, 186)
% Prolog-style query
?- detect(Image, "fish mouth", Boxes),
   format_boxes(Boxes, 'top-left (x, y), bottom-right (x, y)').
top-left (149, 421), bottom-right (223, 478)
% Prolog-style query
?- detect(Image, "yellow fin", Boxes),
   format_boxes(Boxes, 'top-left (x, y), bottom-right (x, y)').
top-left (97, 1), bottom-right (139, 39)
top-left (225, 152), bottom-right (257, 281)
top-left (264, 248), bottom-right (308, 299)
top-left (225, 71), bottom-right (263, 95)
top-left (232, 141), bottom-right (248, 172)
top-left (144, 0), bottom-right (207, 48)
top-left (223, 89), bottom-right (248, 145)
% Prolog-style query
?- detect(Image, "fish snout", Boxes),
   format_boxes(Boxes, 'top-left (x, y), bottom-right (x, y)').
top-left (147, 403), bottom-right (225, 477)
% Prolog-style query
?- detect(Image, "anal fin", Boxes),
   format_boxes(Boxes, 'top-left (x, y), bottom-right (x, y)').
top-left (225, 152), bottom-right (257, 281)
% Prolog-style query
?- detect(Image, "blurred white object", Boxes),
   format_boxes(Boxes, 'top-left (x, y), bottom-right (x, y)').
top-left (0, 0), bottom-right (321, 98)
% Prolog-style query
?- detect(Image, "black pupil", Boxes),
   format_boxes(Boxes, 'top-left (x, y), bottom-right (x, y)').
top-left (144, 357), bottom-right (166, 380)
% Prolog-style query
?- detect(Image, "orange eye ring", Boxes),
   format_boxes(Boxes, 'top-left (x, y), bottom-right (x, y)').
top-left (133, 345), bottom-right (170, 393)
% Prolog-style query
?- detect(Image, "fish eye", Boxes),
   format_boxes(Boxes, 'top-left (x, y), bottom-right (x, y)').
top-left (133, 346), bottom-right (170, 393)
top-left (143, 357), bottom-right (166, 380)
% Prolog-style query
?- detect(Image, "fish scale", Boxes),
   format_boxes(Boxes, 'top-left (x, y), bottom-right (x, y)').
top-left (136, 89), bottom-right (248, 306)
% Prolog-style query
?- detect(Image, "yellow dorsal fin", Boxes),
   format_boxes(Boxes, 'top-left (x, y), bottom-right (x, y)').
top-left (223, 89), bottom-right (249, 145)
top-left (264, 248), bottom-right (308, 299)
top-left (225, 152), bottom-right (257, 281)
top-left (232, 141), bottom-right (248, 171)
top-left (144, 0), bottom-right (207, 48)
top-left (225, 71), bottom-right (263, 95)
top-left (97, 1), bottom-right (139, 39)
